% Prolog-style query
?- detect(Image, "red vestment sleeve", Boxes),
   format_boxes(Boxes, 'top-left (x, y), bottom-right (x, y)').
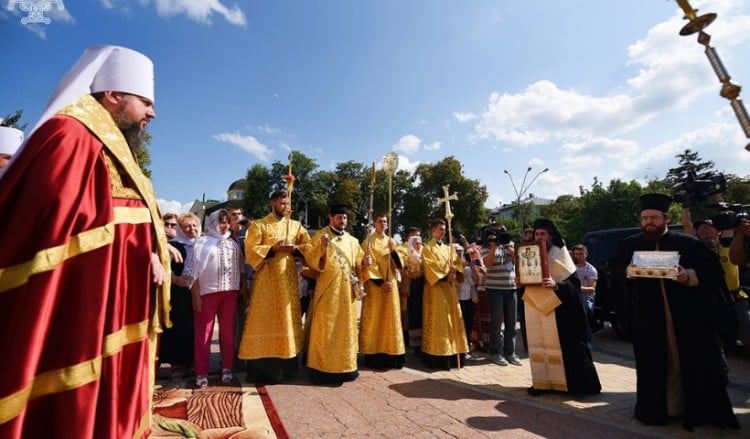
top-left (0, 116), bottom-right (155, 438)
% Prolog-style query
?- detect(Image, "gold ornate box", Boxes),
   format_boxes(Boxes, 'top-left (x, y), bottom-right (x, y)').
top-left (626, 251), bottom-right (680, 280)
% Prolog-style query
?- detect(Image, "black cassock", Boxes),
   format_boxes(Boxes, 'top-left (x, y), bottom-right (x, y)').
top-left (612, 231), bottom-right (739, 431)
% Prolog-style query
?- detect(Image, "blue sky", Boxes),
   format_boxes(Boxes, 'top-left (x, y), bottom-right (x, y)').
top-left (3, 1), bottom-right (750, 215)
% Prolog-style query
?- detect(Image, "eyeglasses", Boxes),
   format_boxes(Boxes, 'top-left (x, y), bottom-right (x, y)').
top-left (164, 222), bottom-right (178, 228)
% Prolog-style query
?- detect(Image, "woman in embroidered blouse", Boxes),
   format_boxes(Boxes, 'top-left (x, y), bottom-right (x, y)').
top-left (183, 209), bottom-right (246, 387)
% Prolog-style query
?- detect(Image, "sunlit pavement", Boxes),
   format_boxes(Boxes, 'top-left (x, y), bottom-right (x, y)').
top-left (266, 325), bottom-right (750, 438)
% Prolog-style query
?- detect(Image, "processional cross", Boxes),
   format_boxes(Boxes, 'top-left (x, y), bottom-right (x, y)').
top-left (437, 184), bottom-right (461, 368)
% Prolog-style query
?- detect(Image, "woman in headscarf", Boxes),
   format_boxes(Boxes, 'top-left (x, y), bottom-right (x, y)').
top-left (405, 234), bottom-right (425, 354)
top-left (183, 209), bottom-right (246, 387)
top-left (159, 213), bottom-right (201, 379)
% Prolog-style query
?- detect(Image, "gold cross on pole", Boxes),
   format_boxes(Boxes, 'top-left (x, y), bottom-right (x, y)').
top-left (438, 185), bottom-right (458, 221)
top-left (437, 184), bottom-right (461, 369)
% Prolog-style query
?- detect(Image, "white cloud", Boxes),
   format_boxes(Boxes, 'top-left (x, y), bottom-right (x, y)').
top-left (158, 199), bottom-right (193, 214)
top-left (471, 81), bottom-right (645, 148)
top-left (453, 111), bottom-right (477, 123)
top-left (393, 134), bottom-right (421, 155)
top-left (469, 0), bottom-right (750, 157)
top-left (256, 124), bottom-right (280, 135)
top-left (213, 131), bottom-right (272, 162)
top-left (142, 0), bottom-right (247, 26)
top-left (424, 141), bottom-right (441, 151)
top-left (395, 155), bottom-right (420, 174)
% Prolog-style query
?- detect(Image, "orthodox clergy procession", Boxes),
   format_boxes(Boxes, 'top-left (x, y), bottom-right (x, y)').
top-left (4, 1), bottom-right (750, 436)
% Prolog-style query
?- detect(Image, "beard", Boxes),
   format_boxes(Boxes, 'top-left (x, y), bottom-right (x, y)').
top-left (114, 106), bottom-right (148, 150)
top-left (642, 223), bottom-right (667, 241)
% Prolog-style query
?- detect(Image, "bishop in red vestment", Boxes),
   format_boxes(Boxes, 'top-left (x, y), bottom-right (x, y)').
top-left (0, 46), bottom-right (170, 439)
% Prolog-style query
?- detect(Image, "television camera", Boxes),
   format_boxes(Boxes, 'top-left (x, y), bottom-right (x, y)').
top-left (476, 225), bottom-right (512, 247)
top-left (707, 202), bottom-right (750, 231)
top-left (672, 170), bottom-right (727, 207)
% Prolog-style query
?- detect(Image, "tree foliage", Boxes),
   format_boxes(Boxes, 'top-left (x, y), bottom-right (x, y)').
top-left (665, 148), bottom-right (716, 185)
top-left (1, 110), bottom-right (28, 130)
top-left (231, 148), bottom-right (750, 246)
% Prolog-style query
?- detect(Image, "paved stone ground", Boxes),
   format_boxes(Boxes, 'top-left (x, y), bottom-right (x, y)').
top-left (264, 325), bottom-right (750, 438)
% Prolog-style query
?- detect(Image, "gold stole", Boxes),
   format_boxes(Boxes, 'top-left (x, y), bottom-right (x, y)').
top-left (57, 94), bottom-right (171, 331)
top-left (524, 285), bottom-right (567, 391)
top-left (58, 95), bottom-right (171, 431)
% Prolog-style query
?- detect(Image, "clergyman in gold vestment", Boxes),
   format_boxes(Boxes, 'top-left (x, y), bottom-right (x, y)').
top-left (303, 204), bottom-right (364, 384)
top-left (359, 213), bottom-right (405, 369)
top-left (421, 219), bottom-right (469, 370)
top-left (239, 190), bottom-right (311, 383)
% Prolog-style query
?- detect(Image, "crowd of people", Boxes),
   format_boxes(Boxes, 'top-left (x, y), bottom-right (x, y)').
top-left (0, 44), bottom-right (741, 437)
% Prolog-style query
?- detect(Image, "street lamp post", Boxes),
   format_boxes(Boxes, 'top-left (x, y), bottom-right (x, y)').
top-left (503, 167), bottom-right (549, 230)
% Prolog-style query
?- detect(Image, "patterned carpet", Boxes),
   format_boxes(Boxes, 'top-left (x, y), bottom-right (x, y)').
top-left (152, 377), bottom-right (288, 438)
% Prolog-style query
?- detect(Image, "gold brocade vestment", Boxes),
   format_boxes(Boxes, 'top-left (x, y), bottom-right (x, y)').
top-left (303, 227), bottom-right (364, 374)
top-left (421, 240), bottom-right (469, 356)
top-left (523, 245), bottom-right (574, 392)
top-left (239, 213), bottom-right (310, 359)
top-left (359, 233), bottom-right (405, 356)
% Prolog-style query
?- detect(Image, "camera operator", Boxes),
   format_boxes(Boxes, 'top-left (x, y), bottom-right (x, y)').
top-left (685, 208), bottom-right (750, 353)
top-left (728, 216), bottom-right (750, 353)
top-left (481, 225), bottom-right (522, 366)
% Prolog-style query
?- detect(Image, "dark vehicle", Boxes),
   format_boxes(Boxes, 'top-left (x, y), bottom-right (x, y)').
top-left (582, 225), bottom-right (683, 339)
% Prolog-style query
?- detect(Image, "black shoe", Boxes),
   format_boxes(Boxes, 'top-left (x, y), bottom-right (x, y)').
top-left (527, 386), bottom-right (546, 396)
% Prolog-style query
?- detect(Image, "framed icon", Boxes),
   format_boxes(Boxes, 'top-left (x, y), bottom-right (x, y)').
top-left (515, 241), bottom-right (549, 285)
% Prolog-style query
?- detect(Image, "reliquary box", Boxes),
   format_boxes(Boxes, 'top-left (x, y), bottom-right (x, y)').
top-left (626, 251), bottom-right (680, 280)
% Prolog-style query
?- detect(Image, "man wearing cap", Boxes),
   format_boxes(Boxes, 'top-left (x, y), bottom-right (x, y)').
top-left (683, 210), bottom-right (748, 349)
top-left (0, 125), bottom-right (24, 171)
top-left (239, 190), bottom-right (311, 383)
top-left (523, 218), bottom-right (600, 396)
top-left (0, 46), bottom-right (170, 437)
top-left (612, 194), bottom-right (739, 430)
top-left (303, 204), bottom-right (365, 384)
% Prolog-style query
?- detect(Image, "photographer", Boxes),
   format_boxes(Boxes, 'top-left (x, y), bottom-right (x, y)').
top-left (482, 224), bottom-right (522, 366)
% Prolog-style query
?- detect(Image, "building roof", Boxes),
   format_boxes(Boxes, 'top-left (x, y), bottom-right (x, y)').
top-left (227, 178), bottom-right (247, 193)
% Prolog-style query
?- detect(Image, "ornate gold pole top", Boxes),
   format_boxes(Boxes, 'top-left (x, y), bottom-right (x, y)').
top-left (672, 0), bottom-right (750, 151)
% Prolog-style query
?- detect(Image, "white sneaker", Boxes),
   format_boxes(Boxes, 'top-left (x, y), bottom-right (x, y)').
top-left (490, 354), bottom-right (508, 366)
top-left (196, 375), bottom-right (209, 387)
top-left (463, 353), bottom-right (482, 362)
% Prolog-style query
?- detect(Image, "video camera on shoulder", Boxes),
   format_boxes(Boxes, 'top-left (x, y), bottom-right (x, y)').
top-left (671, 170), bottom-right (727, 208)
top-left (707, 202), bottom-right (750, 231)
top-left (477, 225), bottom-right (511, 247)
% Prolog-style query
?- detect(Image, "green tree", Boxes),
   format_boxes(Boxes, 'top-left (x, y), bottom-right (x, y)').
top-left (132, 131), bottom-right (153, 179)
top-left (411, 156), bottom-right (489, 241)
top-left (243, 164), bottom-right (273, 220)
top-left (573, 178), bottom-right (643, 243)
top-left (1, 110), bottom-right (28, 130)
top-left (540, 194), bottom-right (582, 243)
top-left (724, 174), bottom-right (750, 205)
top-left (664, 149), bottom-right (716, 185)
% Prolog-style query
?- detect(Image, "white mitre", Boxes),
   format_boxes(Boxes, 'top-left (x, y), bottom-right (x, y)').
top-left (30, 45), bottom-right (154, 136)
top-left (548, 245), bottom-right (577, 282)
top-left (0, 45), bottom-right (154, 178)
top-left (0, 126), bottom-right (24, 156)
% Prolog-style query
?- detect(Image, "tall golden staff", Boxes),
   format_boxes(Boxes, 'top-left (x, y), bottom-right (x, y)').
top-left (437, 184), bottom-right (461, 369)
top-left (382, 152), bottom-right (399, 233)
top-left (366, 162), bottom-right (376, 257)
top-left (673, 0), bottom-right (750, 151)
top-left (382, 152), bottom-right (399, 283)
top-left (282, 152), bottom-right (295, 244)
